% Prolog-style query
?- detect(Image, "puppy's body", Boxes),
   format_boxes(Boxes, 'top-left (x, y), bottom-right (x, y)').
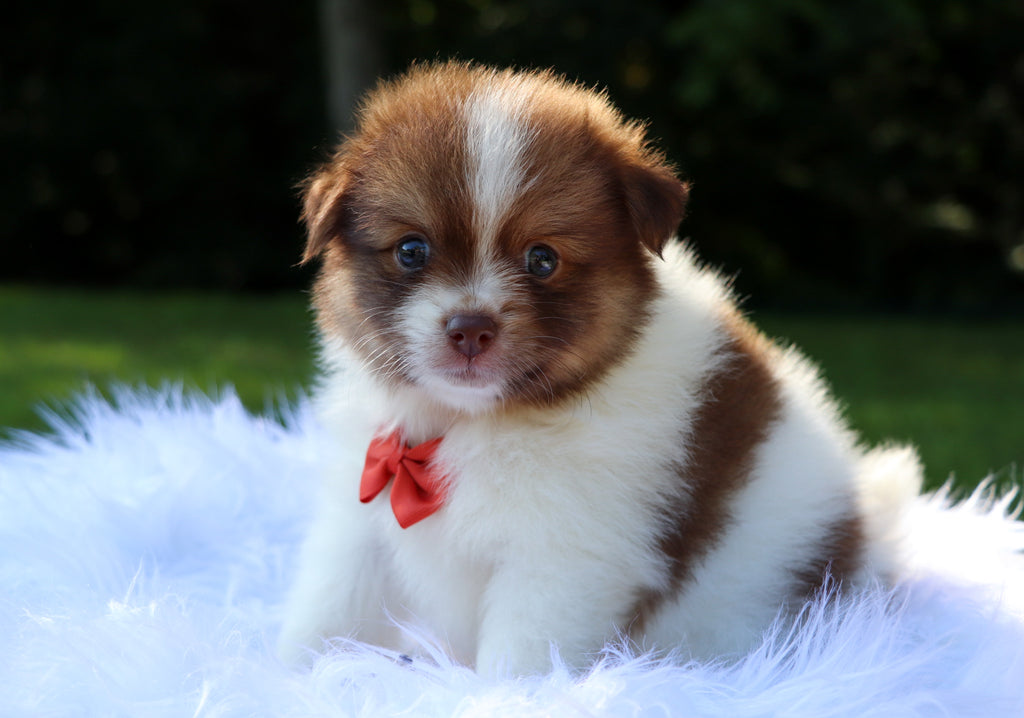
top-left (279, 63), bottom-right (920, 674)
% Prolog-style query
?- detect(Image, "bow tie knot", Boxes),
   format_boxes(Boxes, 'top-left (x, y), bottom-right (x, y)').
top-left (360, 430), bottom-right (446, 528)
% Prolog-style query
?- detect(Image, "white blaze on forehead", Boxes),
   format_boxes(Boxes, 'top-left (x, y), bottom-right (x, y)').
top-left (465, 78), bottom-right (536, 249)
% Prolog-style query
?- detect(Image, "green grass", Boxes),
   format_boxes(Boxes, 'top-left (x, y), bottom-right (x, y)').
top-left (757, 314), bottom-right (1022, 491)
top-left (0, 285), bottom-right (316, 433)
top-left (1, 286), bottom-right (1020, 492)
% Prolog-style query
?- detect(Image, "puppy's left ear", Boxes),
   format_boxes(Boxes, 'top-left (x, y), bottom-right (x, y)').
top-left (622, 161), bottom-right (690, 257)
top-left (299, 166), bottom-right (351, 265)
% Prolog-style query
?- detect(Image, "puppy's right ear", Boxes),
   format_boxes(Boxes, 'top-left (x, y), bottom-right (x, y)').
top-left (621, 160), bottom-right (690, 259)
top-left (299, 167), bottom-right (350, 265)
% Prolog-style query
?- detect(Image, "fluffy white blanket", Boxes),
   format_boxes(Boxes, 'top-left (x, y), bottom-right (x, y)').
top-left (2, 386), bottom-right (1023, 717)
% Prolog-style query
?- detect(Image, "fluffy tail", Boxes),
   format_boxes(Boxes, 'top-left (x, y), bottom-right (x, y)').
top-left (855, 444), bottom-right (925, 581)
top-left (858, 444), bottom-right (1024, 610)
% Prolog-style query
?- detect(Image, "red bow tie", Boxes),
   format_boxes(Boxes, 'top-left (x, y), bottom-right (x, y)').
top-left (360, 430), bottom-right (446, 528)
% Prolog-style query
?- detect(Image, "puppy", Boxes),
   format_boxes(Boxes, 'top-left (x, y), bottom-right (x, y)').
top-left (278, 61), bottom-right (921, 674)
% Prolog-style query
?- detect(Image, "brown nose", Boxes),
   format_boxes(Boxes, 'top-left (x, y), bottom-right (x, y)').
top-left (446, 314), bottom-right (498, 358)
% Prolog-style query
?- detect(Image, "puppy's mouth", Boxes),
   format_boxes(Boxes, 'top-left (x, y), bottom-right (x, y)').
top-left (436, 357), bottom-right (505, 387)
top-left (412, 354), bottom-right (509, 411)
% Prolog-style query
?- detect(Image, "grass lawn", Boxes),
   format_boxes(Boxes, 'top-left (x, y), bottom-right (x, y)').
top-left (1, 285), bottom-right (1020, 493)
top-left (756, 314), bottom-right (1022, 492)
top-left (0, 286), bottom-right (316, 433)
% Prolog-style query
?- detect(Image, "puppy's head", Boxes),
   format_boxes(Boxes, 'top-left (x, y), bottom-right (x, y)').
top-left (303, 62), bottom-right (689, 412)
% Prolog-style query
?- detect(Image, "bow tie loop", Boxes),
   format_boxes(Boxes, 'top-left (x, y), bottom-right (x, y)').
top-left (360, 431), bottom-right (446, 528)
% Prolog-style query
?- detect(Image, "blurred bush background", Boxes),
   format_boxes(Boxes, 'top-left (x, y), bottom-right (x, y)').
top-left (2, 0), bottom-right (1021, 486)
top-left (4, 0), bottom-right (1024, 312)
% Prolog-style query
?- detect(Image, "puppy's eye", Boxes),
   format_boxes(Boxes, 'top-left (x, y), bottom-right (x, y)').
top-left (395, 235), bottom-right (430, 270)
top-left (526, 244), bottom-right (558, 278)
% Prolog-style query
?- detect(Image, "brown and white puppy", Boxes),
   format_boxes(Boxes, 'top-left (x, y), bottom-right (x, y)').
top-left (278, 62), bottom-right (921, 675)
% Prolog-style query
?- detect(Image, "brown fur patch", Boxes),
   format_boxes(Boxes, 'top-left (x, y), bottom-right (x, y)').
top-left (630, 315), bottom-right (784, 631)
top-left (303, 64), bottom-right (480, 383)
top-left (790, 512), bottom-right (865, 599)
top-left (486, 78), bottom-right (686, 404)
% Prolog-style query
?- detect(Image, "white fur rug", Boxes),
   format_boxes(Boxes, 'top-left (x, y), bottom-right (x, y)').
top-left (2, 386), bottom-right (1024, 717)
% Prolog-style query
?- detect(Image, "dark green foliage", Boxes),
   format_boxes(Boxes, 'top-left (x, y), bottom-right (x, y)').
top-left (4, 0), bottom-right (1023, 310)
top-left (3, 1), bottom-right (324, 290)
top-left (378, 0), bottom-right (1024, 311)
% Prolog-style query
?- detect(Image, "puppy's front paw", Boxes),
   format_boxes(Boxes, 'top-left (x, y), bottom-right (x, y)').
top-left (276, 623), bottom-right (323, 668)
top-left (475, 632), bottom-right (556, 678)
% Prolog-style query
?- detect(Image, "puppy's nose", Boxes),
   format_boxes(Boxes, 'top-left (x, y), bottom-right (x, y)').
top-left (446, 314), bottom-right (498, 358)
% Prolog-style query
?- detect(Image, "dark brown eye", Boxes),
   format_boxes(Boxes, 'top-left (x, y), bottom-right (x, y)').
top-left (526, 245), bottom-right (558, 278)
top-left (396, 235), bottom-right (430, 270)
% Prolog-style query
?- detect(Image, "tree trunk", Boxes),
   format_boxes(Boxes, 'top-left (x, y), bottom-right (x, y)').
top-left (317, 0), bottom-right (379, 134)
